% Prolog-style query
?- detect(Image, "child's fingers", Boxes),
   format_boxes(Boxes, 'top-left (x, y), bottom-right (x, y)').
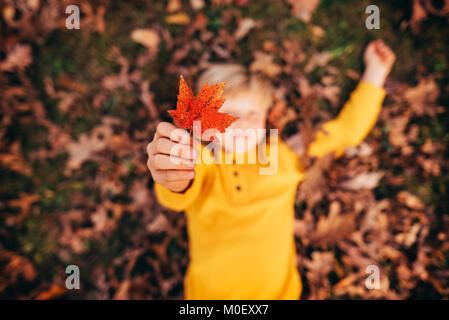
top-left (151, 153), bottom-right (195, 170)
top-left (377, 45), bottom-right (395, 62)
top-left (376, 41), bottom-right (389, 52)
top-left (160, 170), bottom-right (195, 182)
top-left (155, 137), bottom-right (197, 160)
top-left (146, 141), bottom-right (154, 156)
top-left (381, 45), bottom-right (395, 58)
top-left (373, 41), bottom-right (388, 55)
top-left (374, 45), bottom-right (387, 58)
top-left (366, 41), bottom-right (376, 51)
top-left (156, 122), bottom-right (190, 144)
top-left (156, 122), bottom-right (177, 139)
top-left (375, 40), bottom-right (393, 55)
top-left (372, 39), bottom-right (388, 53)
top-left (370, 39), bottom-right (382, 47)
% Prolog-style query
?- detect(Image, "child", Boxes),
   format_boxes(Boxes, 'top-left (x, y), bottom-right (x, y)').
top-left (146, 39), bottom-right (396, 299)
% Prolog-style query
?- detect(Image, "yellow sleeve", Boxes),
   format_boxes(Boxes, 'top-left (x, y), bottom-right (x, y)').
top-left (154, 145), bottom-right (214, 212)
top-left (278, 139), bottom-right (305, 181)
top-left (307, 80), bottom-right (386, 158)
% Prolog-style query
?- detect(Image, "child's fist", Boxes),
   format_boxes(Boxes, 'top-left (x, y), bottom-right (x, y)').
top-left (362, 39), bottom-right (396, 87)
top-left (147, 122), bottom-right (197, 193)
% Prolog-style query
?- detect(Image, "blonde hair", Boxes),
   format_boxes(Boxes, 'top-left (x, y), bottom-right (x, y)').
top-left (196, 63), bottom-right (274, 111)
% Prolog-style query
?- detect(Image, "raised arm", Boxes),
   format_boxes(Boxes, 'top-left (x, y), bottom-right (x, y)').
top-left (307, 39), bottom-right (396, 158)
top-left (147, 122), bottom-right (213, 211)
top-left (154, 159), bottom-right (212, 212)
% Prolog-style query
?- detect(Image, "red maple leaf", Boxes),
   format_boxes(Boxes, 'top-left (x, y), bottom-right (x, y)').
top-left (168, 76), bottom-right (238, 141)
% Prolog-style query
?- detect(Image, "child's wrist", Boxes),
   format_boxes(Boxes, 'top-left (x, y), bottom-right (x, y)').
top-left (361, 65), bottom-right (388, 88)
top-left (169, 180), bottom-right (193, 193)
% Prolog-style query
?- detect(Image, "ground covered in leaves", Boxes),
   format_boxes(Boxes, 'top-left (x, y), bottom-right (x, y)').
top-left (1, 0), bottom-right (448, 299)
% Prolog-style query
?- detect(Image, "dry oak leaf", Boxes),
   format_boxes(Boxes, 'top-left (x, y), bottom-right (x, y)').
top-left (310, 201), bottom-right (355, 248)
top-left (168, 76), bottom-right (238, 141)
top-left (410, 0), bottom-right (428, 32)
top-left (190, 0), bottom-right (205, 10)
top-left (0, 44), bottom-right (33, 72)
top-left (303, 251), bottom-right (334, 299)
top-left (6, 193), bottom-right (40, 225)
top-left (287, 0), bottom-right (320, 23)
top-left (36, 284), bottom-right (66, 300)
top-left (65, 122), bottom-right (114, 171)
top-left (397, 191), bottom-right (425, 210)
top-left (3, 253), bottom-right (37, 282)
top-left (165, 12), bottom-right (191, 25)
top-left (250, 51), bottom-right (282, 78)
top-left (404, 77), bottom-right (441, 116)
top-left (234, 18), bottom-right (260, 41)
top-left (167, 0), bottom-right (182, 12)
top-left (131, 29), bottom-right (160, 51)
top-left (340, 171), bottom-right (384, 191)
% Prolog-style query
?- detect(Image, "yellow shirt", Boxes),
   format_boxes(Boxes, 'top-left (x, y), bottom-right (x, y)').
top-left (155, 81), bottom-right (386, 299)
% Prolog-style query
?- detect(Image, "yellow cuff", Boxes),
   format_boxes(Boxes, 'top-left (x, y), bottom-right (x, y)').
top-left (357, 80), bottom-right (386, 101)
top-left (154, 161), bottom-right (208, 211)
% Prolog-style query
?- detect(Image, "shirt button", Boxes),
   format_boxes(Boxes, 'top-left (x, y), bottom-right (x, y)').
top-left (236, 185), bottom-right (241, 191)
top-left (233, 171), bottom-right (238, 177)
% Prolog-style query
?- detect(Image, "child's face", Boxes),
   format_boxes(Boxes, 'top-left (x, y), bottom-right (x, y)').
top-left (214, 89), bottom-right (268, 154)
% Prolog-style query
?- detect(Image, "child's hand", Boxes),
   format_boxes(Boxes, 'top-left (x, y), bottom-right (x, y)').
top-left (146, 122), bottom-right (197, 193)
top-left (361, 39), bottom-right (396, 87)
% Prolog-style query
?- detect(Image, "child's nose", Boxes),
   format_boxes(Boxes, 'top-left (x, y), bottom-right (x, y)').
top-left (232, 119), bottom-right (249, 129)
